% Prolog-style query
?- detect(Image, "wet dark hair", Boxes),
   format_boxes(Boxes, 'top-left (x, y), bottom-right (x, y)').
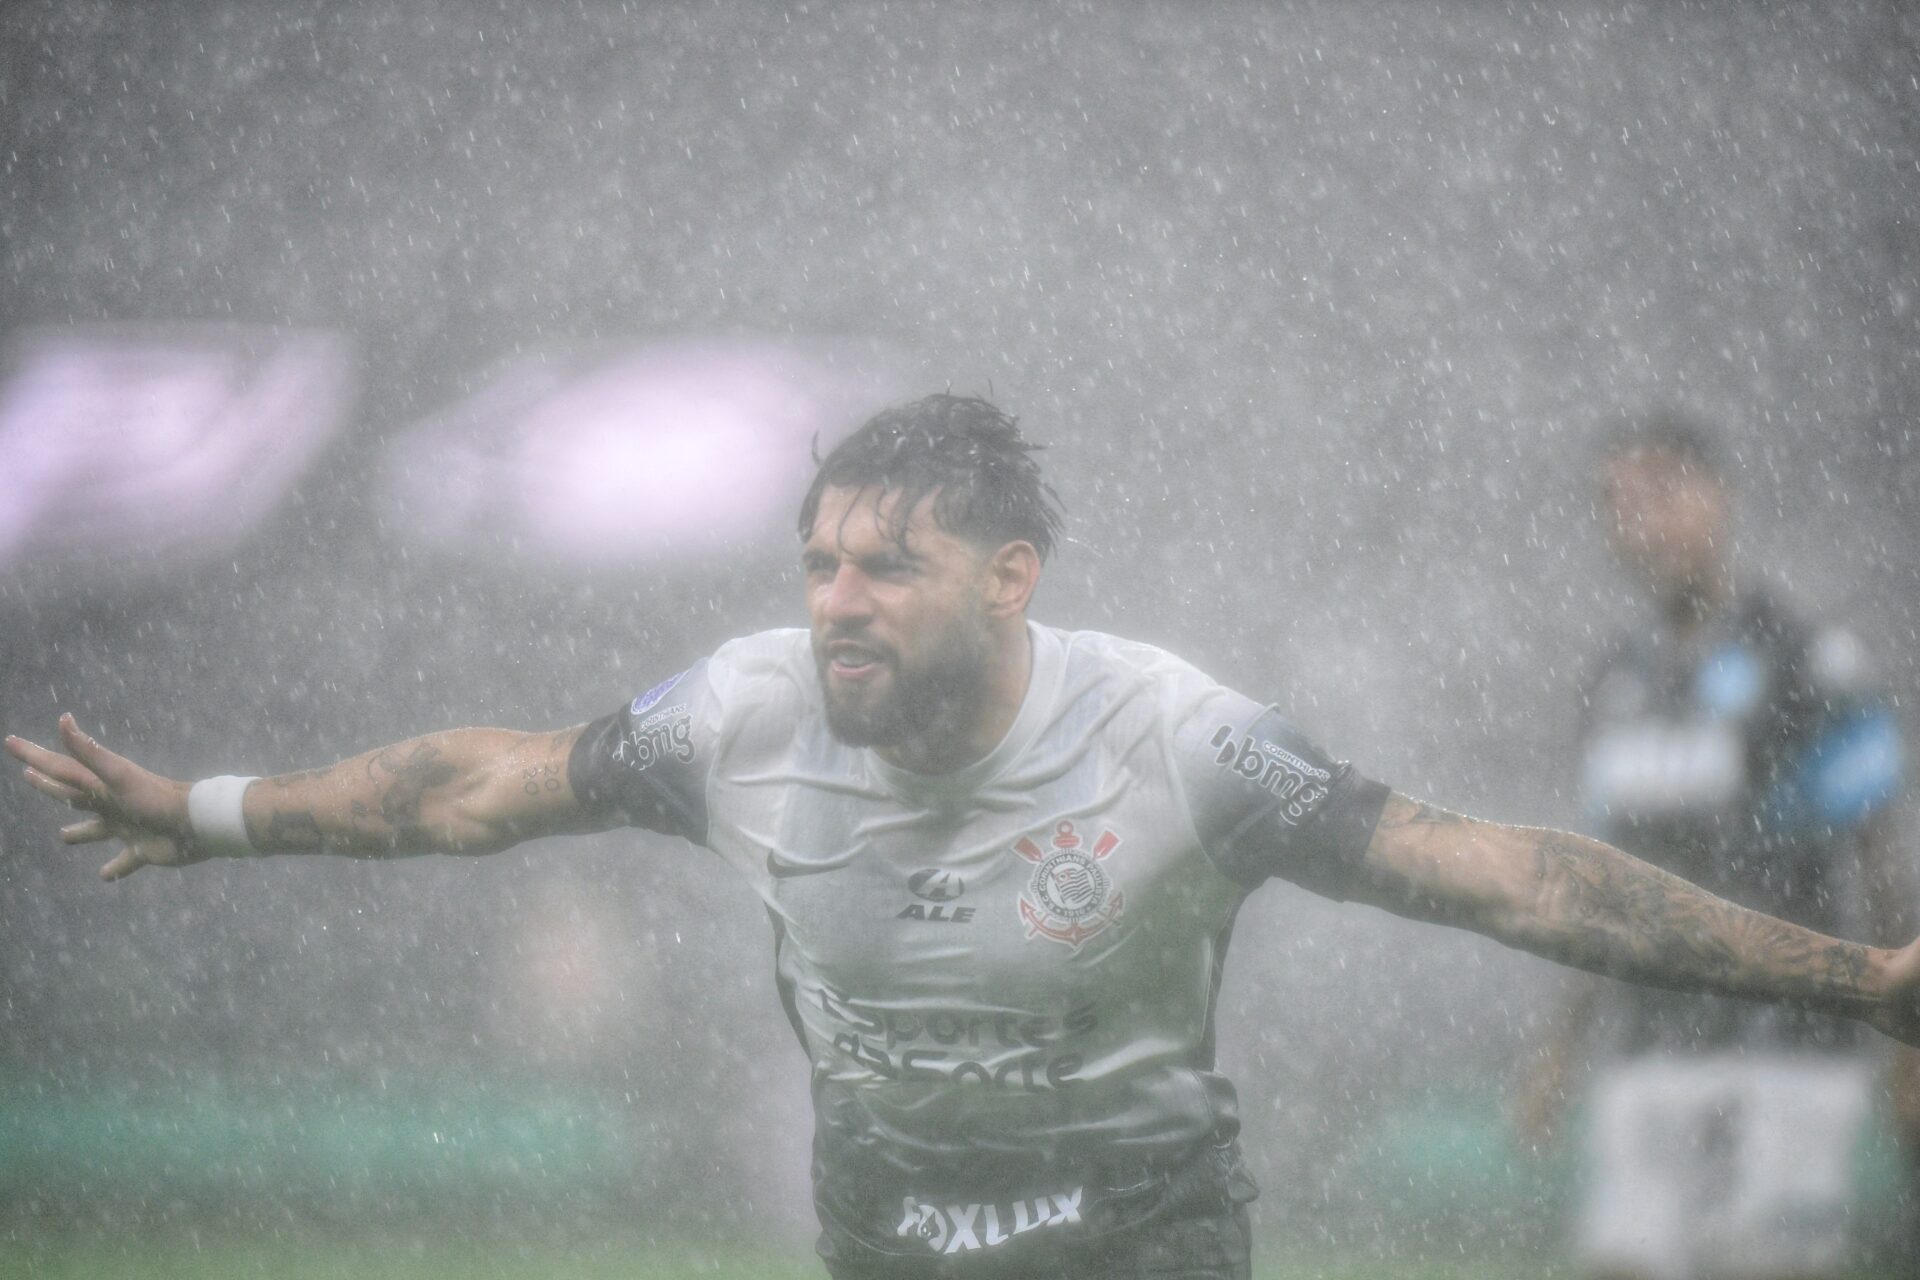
top-left (798, 394), bottom-right (1066, 561)
top-left (1600, 410), bottom-right (1726, 481)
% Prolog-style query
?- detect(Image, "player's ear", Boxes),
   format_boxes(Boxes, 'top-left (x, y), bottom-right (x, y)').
top-left (982, 540), bottom-right (1041, 619)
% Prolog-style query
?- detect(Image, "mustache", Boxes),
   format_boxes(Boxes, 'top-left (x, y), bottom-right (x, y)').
top-left (814, 628), bottom-right (897, 663)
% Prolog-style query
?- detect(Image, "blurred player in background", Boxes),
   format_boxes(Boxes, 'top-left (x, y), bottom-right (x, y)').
top-left (1518, 413), bottom-right (1920, 1280)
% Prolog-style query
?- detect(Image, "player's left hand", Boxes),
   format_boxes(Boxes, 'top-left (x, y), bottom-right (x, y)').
top-left (4, 713), bottom-right (204, 881)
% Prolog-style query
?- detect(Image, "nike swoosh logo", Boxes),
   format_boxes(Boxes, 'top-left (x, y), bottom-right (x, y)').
top-left (766, 850), bottom-right (849, 880)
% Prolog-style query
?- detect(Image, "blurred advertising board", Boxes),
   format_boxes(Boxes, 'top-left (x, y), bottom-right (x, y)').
top-left (381, 337), bottom-right (903, 567)
top-left (0, 325), bottom-right (356, 574)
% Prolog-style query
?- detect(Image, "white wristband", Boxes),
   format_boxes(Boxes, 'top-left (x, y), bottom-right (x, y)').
top-left (187, 775), bottom-right (260, 857)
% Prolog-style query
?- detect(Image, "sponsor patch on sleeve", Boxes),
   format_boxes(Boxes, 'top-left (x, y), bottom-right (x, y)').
top-left (610, 703), bottom-right (695, 773)
top-left (1208, 723), bottom-right (1331, 824)
top-left (631, 670), bottom-right (688, 717)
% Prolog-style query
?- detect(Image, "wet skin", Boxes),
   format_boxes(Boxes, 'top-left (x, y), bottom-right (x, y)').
top-left (801, 484), bottom-right (1038, 776)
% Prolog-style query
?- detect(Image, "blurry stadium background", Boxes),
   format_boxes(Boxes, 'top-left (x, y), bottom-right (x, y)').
top-left (3, 2), bottom-right (1918, 1276)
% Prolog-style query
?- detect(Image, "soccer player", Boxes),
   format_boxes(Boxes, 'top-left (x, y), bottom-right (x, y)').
top-left (1516, 414), bottom-right (1920, 1280)
top-left (11, 395), bottom-right (1920, 1280)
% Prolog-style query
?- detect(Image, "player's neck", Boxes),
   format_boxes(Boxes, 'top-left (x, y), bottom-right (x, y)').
top-left (876, 622), bottom-right (1034, 777)
top-left (1659, 560), bottom-right (1735, 639)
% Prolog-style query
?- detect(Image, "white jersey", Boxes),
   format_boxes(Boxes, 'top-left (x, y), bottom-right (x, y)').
top-left (569, 623), bottom-right (1387, 1261)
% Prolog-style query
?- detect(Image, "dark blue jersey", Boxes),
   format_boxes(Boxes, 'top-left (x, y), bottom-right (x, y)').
top-left (1577, 585), bottom-right (1904, 1052)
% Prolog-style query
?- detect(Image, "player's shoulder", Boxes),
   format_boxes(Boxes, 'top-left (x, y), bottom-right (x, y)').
top-left (1040, 625), bottom-right (1252, 723)
top-left (1735, 583), bottom-right (1880, 699)
top-left (1047, 625), bottom-right (1214, 685)
top-left (708, 627), bottom-right (810, 676)
top-left (703, 628), bottom-right (816, 705)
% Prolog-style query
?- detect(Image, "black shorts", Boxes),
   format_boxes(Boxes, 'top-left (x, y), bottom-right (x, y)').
top-left (816, 1143), bottom-right (1255, 1280)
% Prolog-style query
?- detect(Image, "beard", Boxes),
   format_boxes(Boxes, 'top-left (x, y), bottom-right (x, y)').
top-left (813, 619), bottom-right (993, 751)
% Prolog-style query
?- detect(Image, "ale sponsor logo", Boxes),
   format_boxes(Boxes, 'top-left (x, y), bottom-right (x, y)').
top-left (907, 868), bottom-right (963, 900)
top-left (896, 1187), bottom-right (1084, 1255)
top-left (899, 868), bottom-right (975, 922)
top-left (1014, 820), bottom-right (1123, 949)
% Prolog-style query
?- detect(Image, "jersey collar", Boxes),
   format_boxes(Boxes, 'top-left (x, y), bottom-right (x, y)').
top-left (865, 621), bottom-right (1064, 806)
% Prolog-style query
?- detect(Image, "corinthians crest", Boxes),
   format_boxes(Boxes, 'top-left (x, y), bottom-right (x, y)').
top-left (1014, 820), bottom-right (1123, 949)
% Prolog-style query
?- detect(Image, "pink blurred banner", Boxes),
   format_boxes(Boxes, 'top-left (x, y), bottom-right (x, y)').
top-left (0, 325), bottom-right (356, 571)
top-left (383, 337), bottom-right (902, 565)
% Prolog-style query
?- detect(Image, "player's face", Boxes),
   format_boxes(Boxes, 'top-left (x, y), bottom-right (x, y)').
top-left (802, 485), bottom-right (997, 750)
top-left (1602, 450), bottom-right (1730, 596)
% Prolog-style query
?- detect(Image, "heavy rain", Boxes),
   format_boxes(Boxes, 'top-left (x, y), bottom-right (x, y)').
top-left (2, 3), bottom-right (1917, 1278)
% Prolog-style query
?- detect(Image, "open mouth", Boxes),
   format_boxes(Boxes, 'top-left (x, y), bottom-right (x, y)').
top-left (827, 641), bottom-right (888, 681)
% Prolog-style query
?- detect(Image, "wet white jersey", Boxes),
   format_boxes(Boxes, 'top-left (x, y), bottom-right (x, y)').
top-left (569, 623), bottom-right (1387, 1258)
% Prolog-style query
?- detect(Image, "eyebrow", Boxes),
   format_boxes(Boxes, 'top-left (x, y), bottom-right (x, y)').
top-left (800, 545), bottom-right (923, 571)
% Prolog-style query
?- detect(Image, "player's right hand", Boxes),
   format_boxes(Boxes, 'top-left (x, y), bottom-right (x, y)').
top-left (1511, 1063), bottom-right (1565, 1153)
top-left (1874, 935), bottom-right (1920, 1050)
top-left (4, 713), bottom-right (204, 881)
top-left (1888, 1046), bottom-right (1920, 1153)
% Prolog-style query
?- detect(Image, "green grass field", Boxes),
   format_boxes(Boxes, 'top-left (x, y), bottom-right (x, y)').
top-left (0, 1235), bottom-right (1572, 1280)
top-left (9, 1231), bottom-right (1919, 1279)
top-left (5, 1080), bottom-right (1910, 1278)
top-left (0, 1238), bottom-right (823, 1280)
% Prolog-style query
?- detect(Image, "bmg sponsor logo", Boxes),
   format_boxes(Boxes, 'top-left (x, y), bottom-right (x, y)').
top-left (896, 1187), bottom-right (1083, 1255)
top-left (1209, 724), bottom-right (1329, 823)
top-left (611, 704), bottom-right (695, 772)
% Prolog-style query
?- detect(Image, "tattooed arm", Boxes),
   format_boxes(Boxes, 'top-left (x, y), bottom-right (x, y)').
top-left (1856, 801), bottom-right (1920, 1147)
top-left (236, 727), bottom-right (593, 857)
top-left (5, 714), bottom-right (601, 878)
top-left (1352, 792), bottom-right (1920, 1046)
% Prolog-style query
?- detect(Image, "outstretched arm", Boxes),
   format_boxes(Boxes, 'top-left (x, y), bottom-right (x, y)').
top-left (1859, 801), bottom-right (1920, 1149)
top-left (6, 713), bottom-right (605, 879)
top-left (1349, 792), bottom-right (1920, 1046)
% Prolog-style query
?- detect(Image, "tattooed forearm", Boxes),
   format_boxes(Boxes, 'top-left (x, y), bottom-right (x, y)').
top-left (267, 763), bottom-right (338, 789)
top-left (1362, 794), bottom-right (1891, 1022)
top-left (260, 807), bottom-right (326, 850)
top-left (237, 726), bottom-right (587, 859)
top-left (1525, 831), bottom-right (1881, 1016)
top-left (368, 743), bottom-right (460, 846)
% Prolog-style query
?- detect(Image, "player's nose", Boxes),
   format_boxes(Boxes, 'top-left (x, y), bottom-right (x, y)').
top-left (818, 563), bottom-right (875, 624)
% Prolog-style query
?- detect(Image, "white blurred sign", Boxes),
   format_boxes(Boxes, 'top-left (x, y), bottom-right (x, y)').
top-left (0, 325), bottom-right (355, 570)
top-left (383, 338), bottom-right (901, 565)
